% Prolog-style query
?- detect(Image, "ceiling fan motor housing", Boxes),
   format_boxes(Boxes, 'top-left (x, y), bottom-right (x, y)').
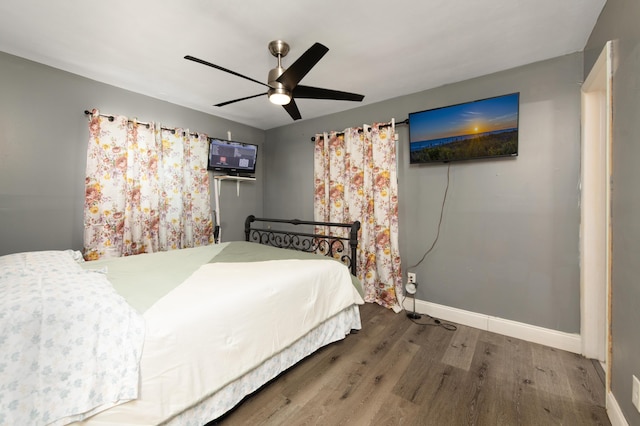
top-left (267, 66), bottom-right (291, 104)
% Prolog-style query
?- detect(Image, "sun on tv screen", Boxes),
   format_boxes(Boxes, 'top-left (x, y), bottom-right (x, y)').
top-left (409, 93), bottom-right (519, 164)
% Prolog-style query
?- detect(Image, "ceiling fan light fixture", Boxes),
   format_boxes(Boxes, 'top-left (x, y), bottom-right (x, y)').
top-left (267, 66), bottom-right (291, 105)
top-left (268, 90), bottom-right (291, 105)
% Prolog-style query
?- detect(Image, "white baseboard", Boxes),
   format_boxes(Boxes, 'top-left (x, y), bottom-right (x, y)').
top-left (404, 297), bottom-right (582, 354)
top-left (607, 391), bottom-right (630, 426)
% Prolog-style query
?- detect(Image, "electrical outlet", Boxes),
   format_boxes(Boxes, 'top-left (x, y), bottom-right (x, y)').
top-left (407, 272), bottom-right (416, 284)
top-left (633, 375), bottom-right (640, 412)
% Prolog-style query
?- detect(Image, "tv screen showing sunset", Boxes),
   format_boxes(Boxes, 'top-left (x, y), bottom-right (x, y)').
top-left (409, 93), bottom-right (519, 163)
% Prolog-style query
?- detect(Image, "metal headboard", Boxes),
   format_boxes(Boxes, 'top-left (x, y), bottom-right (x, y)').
top-left (244, 215), bottom-right (360, 276)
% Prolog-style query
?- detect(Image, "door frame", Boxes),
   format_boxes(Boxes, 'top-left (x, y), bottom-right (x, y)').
top-left (580, 41), bottom-right (612, 391)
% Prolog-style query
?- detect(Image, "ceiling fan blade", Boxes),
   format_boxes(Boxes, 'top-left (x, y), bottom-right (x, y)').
top-left (185, 55), bottom-right (271, 89)
top-left (214, 93), bottom-right (267, 107)
top-left (293, 85), bottom-right (364, 102)
top-left (282, 99), bottom-right (302, 121)
top-left (276, 43), bottom-right (329, 89)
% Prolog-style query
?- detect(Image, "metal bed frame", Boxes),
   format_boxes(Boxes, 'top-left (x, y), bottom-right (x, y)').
top-left (244, 215), bottom-right (360, 276)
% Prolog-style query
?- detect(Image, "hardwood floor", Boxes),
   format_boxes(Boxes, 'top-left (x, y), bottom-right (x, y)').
top-left (212, 303), bottom-right (610, 425)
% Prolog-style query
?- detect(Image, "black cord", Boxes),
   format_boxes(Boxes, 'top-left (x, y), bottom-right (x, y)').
top-left (407, 313), bottom-right (457, 331)
top-left (408, 162), bottom-right (451, 270)
top-left (400, 163), bottom-right (455, 330)
top-left (400, 292), bottom-right (457, 331)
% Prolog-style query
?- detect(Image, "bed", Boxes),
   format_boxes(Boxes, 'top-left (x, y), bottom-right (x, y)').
top-left (0, 216), bottom-right (363, 426)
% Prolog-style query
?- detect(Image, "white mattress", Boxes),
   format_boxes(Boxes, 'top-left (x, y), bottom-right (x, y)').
top-left (75, 257), bottom-right (364, 425)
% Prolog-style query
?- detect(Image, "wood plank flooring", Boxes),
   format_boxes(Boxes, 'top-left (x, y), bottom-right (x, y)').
top-left (210, 303), bottom-right (610, 425)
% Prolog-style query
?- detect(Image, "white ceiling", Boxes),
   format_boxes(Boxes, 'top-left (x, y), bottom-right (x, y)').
top-left (0, 0), bottom-right (605, 130)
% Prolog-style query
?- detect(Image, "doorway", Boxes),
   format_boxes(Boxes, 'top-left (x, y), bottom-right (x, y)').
top-left (580, 41), bottom-right (612, 390)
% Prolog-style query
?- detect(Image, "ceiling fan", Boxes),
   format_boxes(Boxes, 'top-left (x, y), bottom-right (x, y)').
top-left (184, 40), bottom-right (365, 121)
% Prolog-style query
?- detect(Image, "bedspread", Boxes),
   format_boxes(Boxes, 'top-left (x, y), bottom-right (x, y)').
top-left (76, 258), bottom-right (363, 425)
top-left (0, 251), bottom-right (145, 426)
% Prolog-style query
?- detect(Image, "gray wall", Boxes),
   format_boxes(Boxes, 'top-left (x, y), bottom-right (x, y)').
top-left (0, 51), bottom-right (263, 256)
top-left (585, 0), bottom-right (640, 424)
top-left (265, 53), bottom-right (583, 334)
top-left (1, 48), bottom-right (585, 335)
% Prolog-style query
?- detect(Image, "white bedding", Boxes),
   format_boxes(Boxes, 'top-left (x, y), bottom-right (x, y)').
top-left (0, 251), bottom-right (145, 426)
top-left (76, 258), bottom-right (364, 425)
top-left (168, 305), bottom-right (361, 426)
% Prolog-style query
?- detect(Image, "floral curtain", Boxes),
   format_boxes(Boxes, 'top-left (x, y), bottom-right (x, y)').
top-left (158, 128), bottom-right (212, 250)
top-left (314, 123), bottom-right (403, 312)
top-left (84, 110), bottom-right (213, 260)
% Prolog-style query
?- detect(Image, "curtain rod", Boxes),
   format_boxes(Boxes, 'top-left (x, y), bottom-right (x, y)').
top-left (83, 110), bottom-right (201, 137)
top-left (310, 118), bottom-right (407, 142)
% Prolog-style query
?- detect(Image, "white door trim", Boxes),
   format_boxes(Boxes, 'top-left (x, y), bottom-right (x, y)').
top-left (580, 41), bottom-right (612, 389)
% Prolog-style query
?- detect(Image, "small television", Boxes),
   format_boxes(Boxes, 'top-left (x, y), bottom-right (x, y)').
top-left (409, 92), bottom-right (519, 164)
top-left (207, 137), bottom-right (258, 176)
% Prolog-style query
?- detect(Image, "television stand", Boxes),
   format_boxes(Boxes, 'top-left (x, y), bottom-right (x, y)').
top-left (217, 174), bottom-right (255, 181)
top-left (213, 174), bottom-right (256, 196)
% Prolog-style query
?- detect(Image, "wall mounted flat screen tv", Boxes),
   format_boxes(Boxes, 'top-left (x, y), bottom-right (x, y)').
top-left (207, 137), bottom-right (258, 176)
top-left (409, 92), bottom-right (519, 164)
